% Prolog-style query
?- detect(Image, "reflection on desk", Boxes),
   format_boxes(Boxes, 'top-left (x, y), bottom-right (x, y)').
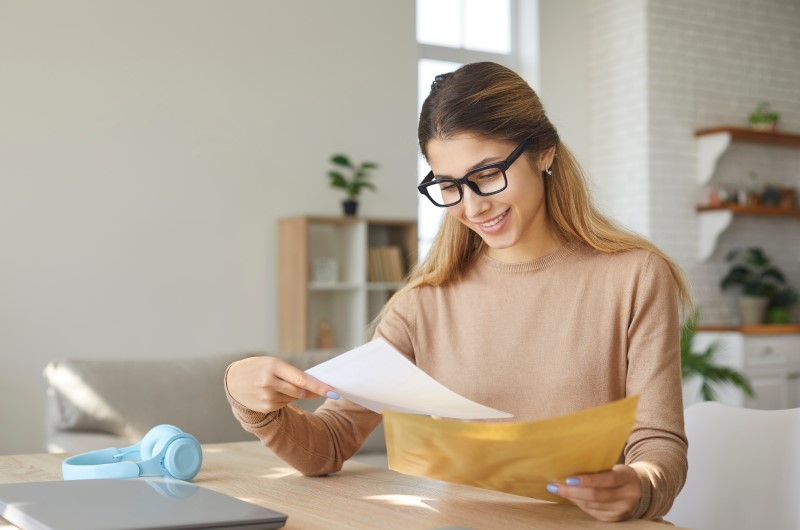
top-left (0, 441), bottom-right (684, 530)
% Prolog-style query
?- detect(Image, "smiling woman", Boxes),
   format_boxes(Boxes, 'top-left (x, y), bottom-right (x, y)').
top-left (225, 62), bottom-right (694, 524)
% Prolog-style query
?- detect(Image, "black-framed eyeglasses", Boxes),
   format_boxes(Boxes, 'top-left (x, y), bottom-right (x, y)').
top-left (417, 138), bottom-right (533, 207)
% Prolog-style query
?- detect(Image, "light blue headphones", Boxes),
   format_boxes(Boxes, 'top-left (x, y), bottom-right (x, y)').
top-left (62, 424), bottom-right (203, 481)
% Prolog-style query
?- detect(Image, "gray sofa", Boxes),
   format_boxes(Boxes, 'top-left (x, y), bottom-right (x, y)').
top-left (42, 350), bottom-right (387, 467)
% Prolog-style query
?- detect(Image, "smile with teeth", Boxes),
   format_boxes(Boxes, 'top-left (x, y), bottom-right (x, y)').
top-left (479, 209), bottom-right (509, 227)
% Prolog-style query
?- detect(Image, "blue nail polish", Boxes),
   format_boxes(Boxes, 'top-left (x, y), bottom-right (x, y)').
top-left (326, 391), bottom-right (340, 400)
top-left (546, 483), bottom-right (559, 495)
top-left (566, 477), bottom-right (580, 486)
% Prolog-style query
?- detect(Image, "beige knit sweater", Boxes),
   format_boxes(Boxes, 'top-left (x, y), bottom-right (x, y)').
top-left (226, 242), bottom-right (687, 520)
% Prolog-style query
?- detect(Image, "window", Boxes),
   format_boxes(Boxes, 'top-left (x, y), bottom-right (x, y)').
top-left (416, 0), bottom-right (520, 259)
top-left (417, 0), bottom-right (512, 54)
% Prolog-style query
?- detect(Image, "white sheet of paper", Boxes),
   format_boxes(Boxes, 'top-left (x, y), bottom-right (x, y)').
top-left (305, 338), bottom-right (512, 419)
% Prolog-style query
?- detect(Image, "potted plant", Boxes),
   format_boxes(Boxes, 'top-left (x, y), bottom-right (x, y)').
top-left (748, 102), bottom-right (780, 132)
top-left (681, 312), bottom-right (755, 403)
top-left (327, 153), bottom-right (378, 216)
top-left (720, 247), bottom-right (787, 325)
top-left (767, 285), bottom-right (798, 324)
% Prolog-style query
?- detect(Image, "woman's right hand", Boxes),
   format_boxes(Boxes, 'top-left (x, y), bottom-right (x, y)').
top-left (226, 356), bottom-right (339, 414)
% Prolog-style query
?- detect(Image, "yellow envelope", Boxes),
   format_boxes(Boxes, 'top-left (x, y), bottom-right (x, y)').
top-left (383, 395), bottom-right (639, 504)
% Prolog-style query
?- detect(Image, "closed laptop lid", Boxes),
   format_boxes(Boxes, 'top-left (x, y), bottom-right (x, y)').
top-left (0, 477), bottom-right (287, 530)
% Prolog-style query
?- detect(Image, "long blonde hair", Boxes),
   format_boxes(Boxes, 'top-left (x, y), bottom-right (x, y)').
top-left (373, 62), bottom-right (691, 332)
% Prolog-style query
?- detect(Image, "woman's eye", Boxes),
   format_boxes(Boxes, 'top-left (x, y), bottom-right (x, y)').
top-left (438, 182), bottom-right (457, 193)
top-left (476, 169), bottom-right (501, 181)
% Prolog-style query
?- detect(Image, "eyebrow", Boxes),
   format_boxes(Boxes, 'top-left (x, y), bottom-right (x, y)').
top-left (433, 156), bottom-right (503, 179)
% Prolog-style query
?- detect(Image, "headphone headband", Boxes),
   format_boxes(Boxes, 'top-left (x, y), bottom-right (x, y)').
top-left (62, 425), bottom-right (202, 482)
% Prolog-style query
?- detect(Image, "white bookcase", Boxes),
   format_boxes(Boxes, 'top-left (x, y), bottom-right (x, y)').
top-left (278, 216), bottom-right (417, 353)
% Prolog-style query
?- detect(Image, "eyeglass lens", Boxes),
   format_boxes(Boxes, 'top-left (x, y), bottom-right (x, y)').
top-left (425, 166), bottom-right (506, 206)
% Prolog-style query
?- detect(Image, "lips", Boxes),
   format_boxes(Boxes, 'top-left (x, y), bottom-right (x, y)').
top-left (478, 209), bottom-right (509, 228)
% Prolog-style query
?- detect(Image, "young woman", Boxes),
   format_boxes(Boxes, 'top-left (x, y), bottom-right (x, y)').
top-left (225, 62), bottom-right (691, 522)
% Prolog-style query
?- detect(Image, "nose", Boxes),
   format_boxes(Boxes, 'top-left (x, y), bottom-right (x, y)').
top-left (460, 185), bottom-right (490, 217)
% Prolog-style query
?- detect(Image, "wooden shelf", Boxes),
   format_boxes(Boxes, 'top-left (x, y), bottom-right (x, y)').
top-left (696, 205), bottom-right (800, 217)
top-left (694, 126), bottom-right (800, 260)
top-left (696, 324), bottom-right (800, 335)
top-left (695, 126), bottom-right (800, 148)
top-left (695, 127), bottom-right (800, 186)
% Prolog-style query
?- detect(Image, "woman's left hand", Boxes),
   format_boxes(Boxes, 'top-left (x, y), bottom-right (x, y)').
top-left (546, 464), bottom-right (642, 522)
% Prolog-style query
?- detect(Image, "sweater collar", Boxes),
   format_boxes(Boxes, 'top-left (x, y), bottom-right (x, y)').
top-left (479, 240), bottom-right (580, 273)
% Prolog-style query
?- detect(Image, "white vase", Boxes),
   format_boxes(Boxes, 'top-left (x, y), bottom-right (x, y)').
top-left (737, 295), bottom-right (769, 325)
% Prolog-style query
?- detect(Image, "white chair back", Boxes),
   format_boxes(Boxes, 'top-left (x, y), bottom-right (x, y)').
top-left (667, 402), bottom-right (800, 530)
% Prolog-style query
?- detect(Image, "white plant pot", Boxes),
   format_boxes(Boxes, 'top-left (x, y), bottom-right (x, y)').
top-left (737, 295), bottom-right (769, 325)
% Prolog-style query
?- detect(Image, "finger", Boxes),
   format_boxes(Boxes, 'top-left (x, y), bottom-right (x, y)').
top-left (563, 470), bottom-right (622, 490)
top-left (563, 464), bottom-right (639, 490)
top-left (557, 480), bottom-right (640, 503)
top-left (243, 388), bottom-right (296, 414)
top-left (269, 378), bottom-right (324, 401)
top-left (552, 483), bottom-right (622, 503)
top-left (547, 468), bottom-right (639, 504)
top-left (272, 362), bottom-right (338, 398)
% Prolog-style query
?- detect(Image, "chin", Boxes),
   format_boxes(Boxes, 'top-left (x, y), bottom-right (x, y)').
top-left (477, 233), bottom-right (516, 250)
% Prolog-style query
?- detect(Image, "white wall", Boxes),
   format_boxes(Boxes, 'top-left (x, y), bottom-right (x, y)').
top-left (538, 0), bottom-right (592, 177)
top-left (0, 1), bottom-right (417, 454)
top-left (646, 0), bottom-right (800, 323)
top-left (570, 0), bottom-right (799, 324)
top-left (586, 0), bottom-right (650, 235)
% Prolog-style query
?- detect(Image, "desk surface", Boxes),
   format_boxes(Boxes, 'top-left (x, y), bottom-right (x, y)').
top-left (0, 441), bottom-right (680, 529)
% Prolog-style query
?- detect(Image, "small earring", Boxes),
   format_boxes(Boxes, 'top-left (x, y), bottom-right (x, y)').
top-left (544, 166), bottom-right (552, 176)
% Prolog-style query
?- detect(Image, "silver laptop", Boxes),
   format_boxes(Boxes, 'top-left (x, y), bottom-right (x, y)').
top-left (0, 477), bottom-right (287, 530)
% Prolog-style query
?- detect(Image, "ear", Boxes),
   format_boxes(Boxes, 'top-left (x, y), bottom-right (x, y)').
top-left (537, 146), bottom-right (556, 172)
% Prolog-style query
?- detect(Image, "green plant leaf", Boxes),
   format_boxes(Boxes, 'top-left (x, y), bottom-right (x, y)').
top-left (721, 247), bottom-right (796, 306)
top-left (762, 268), bottom-right (786, 283)
top-left (331, 154), bottom-right (352, 167)
top-left (680, 310), bottom-right (756, 402)
top-left (328, 171), bottom-right (348, 188)
top-left (326, 153), bottom-right (379, 199)
top-left (749, 248), bottom-right (768, 267)
top-left (720, 266), bottom-right (753, 289)
top-left (700, 381), bottom-right (717, 402)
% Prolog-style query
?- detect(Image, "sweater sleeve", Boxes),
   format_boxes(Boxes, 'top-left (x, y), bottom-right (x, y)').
top-left (224, 363), bottom-right (382, 476)
top-left (223, 290), bottom-right (417, 476)
top-left (624, 253), bottom-right (688, 520)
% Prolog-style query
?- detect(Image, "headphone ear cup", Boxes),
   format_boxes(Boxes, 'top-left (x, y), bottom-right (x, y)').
top-left (140, 424), bottom-right (183, 460)
top-left (162, 435), bottom-right (203, 481)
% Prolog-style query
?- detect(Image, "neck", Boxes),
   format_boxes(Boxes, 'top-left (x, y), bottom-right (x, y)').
top-left (486, 219), bottom-right (563, 263)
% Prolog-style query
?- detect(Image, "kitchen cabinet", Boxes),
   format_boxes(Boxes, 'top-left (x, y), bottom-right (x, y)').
top-left (686, 326), bottom-right (800, 409)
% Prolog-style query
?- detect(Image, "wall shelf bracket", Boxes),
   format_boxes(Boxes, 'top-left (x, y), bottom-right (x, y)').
top-left (697, 209), bottom-right (733, 261)
top-left (696, 132), bottom-right (731, 185)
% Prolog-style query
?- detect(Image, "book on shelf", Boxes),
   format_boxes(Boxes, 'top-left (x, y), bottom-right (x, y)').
top-left (367, 245), bottom-right (405, 282)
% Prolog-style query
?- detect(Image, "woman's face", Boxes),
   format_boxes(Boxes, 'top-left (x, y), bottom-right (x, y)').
top-left (425, 134), bottom-right (557, 262)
